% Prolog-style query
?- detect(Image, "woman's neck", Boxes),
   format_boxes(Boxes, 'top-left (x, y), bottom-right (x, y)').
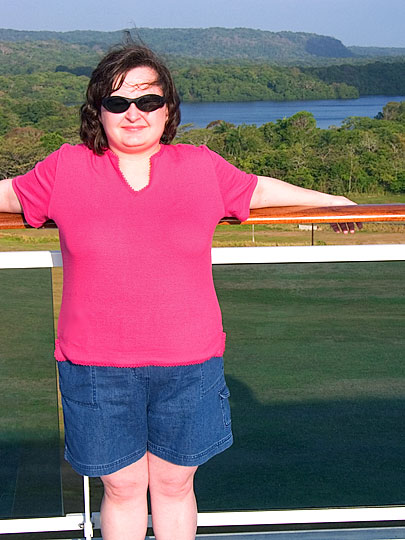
top-left (109, 143), bottom-right (161, 163)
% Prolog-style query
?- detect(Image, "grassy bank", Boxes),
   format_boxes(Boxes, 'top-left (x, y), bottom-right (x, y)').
top-left (1, 222), bottom-right (404, 252)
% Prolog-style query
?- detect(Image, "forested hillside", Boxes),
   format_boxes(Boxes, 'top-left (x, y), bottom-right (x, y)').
top-left (0, 41), bottom-right (101, 75)
top-left (1, 26), bottom-right (404, 100)
top-left (305, 61), bottom-right (405, 96)
top-left (1, 27), bottom-right (405, 63)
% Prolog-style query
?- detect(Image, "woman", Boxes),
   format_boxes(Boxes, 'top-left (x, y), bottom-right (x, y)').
top-left (0, 43), bottom-right (359, 540)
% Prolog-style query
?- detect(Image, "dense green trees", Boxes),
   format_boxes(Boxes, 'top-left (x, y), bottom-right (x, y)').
top-left (0, 99), bottom-right (403, 193)
top-left (0, 41), bottom-right (102, 75)
top-left (176, 103), bottom-right (405, 194)
top-left (171, 63), bottom-right (358, 102)
top-left (305, 61), bottom-right (405, 96)
top-left (3, 58), bottom-right (403, 106)
top-left (0, 72), bottom-right (84, 138)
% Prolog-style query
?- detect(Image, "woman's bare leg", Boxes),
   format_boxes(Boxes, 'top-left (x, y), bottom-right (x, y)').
top-left (100, 455), bottom-right (149, 540)
top-left (148, 452), bottom-right (198, 540)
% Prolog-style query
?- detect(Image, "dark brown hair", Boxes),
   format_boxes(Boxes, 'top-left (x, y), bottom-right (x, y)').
top-left (80, 43), bottom-right (181, 154)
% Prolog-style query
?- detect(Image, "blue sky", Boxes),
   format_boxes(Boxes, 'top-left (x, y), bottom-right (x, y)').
top-left (2, 0), bottom-right (405, 48)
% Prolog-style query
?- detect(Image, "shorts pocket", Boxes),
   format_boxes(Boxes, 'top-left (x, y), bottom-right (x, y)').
top-left (58, 360), bottom-right (98, 409)
top-left (219, 385), bottom-right (231, 427)
top-left (200, 356), bottom-right (225, 397)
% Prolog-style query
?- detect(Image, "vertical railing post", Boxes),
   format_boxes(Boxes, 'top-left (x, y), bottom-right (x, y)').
top-left (83, 476), bottom-right (93, 540)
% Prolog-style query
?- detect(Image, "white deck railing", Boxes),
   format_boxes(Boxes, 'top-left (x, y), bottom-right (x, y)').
top-left (1, 243), bottom-right (404, 538)
top-left (1, 243), bottom-right (404, 270)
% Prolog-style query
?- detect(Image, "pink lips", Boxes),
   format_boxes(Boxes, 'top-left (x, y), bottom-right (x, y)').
top-left (122, 125), bottom-right (147, 131)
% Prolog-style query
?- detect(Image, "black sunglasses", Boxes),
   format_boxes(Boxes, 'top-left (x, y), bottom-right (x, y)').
top-left (101, 94), bottom-right (166, 113)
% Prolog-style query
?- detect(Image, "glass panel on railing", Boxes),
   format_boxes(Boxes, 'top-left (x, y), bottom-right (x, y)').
top-left (195, 261), bottom-right (405, 511)
top-left (0, 268), bottom-right (62, 518)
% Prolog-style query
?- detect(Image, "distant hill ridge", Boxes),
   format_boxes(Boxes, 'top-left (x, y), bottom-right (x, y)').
top-left (1, 27), bottom-right (404, 62)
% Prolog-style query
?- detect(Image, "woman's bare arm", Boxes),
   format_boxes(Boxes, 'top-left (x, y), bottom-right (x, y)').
top-left (0, 179), bottom-right (22, 213)
top-left (250, 175), bottom-right (361, 233)
top-left (250, 175), bottom-right (355, 209)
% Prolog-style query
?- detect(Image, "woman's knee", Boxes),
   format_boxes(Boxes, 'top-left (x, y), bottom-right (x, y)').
top-left (148, 453), bottom-right (197, 499)
top-left (101, 455), bottom-right (149, 501)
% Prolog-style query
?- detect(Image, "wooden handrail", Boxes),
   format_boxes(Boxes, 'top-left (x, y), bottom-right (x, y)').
top-left (221, 204), bottom-right (405, 225)
top-left (0, 204), bottom-right (405, 230)
top-left (0, 214), bottom-right (57, 229)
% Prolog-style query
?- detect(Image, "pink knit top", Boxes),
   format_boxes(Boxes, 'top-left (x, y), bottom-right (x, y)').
top-left (13, 143), bottom-right (258, 367)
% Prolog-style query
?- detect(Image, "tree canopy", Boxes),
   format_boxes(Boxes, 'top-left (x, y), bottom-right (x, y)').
top-left (176, 103), bottom-right (405, 195)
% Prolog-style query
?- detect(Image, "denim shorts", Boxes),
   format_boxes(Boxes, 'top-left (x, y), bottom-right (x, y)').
top-left (57, 356), bottom-right (233, 476)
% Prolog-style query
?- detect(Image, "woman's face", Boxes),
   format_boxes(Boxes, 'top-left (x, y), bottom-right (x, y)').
top-left (100, 66), bottom-right (168, 158)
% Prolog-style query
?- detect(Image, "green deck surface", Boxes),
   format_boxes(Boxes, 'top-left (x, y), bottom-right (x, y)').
top-left (195, 261), bottom-right (405, 511)
top-left (0, 261), bottom-right (404, 521)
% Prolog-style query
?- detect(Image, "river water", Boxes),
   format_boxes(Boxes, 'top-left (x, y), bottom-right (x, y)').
top-left (180, 95), bottom-right (405, 129)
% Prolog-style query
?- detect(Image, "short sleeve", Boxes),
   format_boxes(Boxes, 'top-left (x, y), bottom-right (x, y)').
top-left (203, 146), bottom-right (258, 222)
top-left (12, 147), bottom-right (61, 228)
